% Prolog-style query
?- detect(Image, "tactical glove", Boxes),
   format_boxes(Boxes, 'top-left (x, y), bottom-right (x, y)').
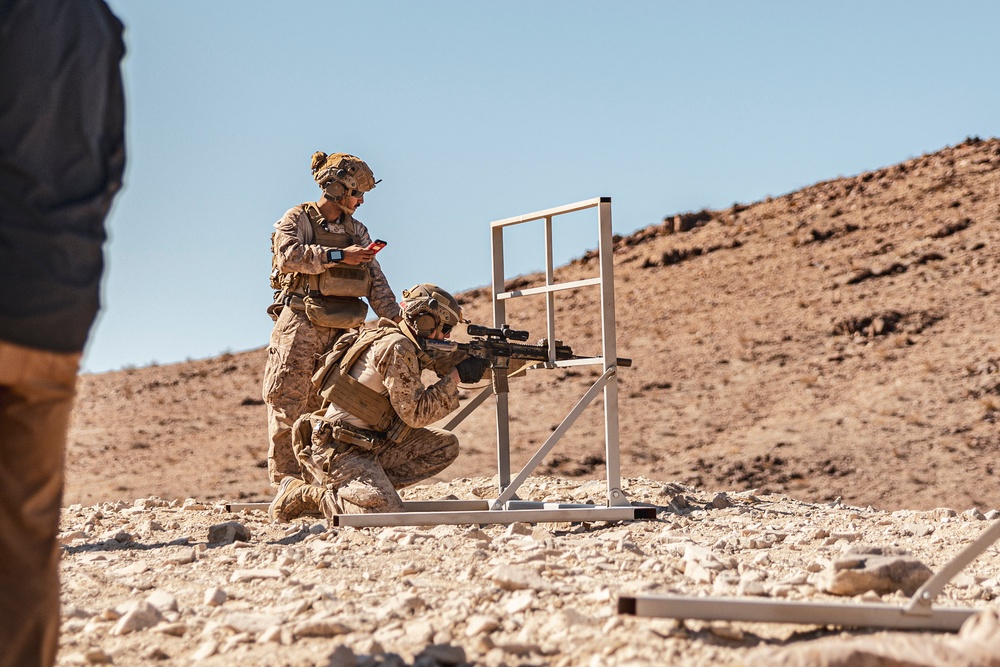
top-left (455, 356), bottom-right (490, 383)
top-left (429, 348), bottom-right (469, 377)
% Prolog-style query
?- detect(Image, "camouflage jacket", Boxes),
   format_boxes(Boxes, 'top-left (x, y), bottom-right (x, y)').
top-left (272, 204), bottom-right (401, 320)
top-left (324, 321), bottom-right (459, 430)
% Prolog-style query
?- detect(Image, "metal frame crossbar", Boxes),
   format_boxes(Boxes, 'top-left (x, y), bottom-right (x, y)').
top-left (618, 519), bottom-right (1000, 632)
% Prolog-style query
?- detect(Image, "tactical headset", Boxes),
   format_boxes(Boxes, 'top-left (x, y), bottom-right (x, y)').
top-left (322, 169), bottom-right (360, 201)
top-left (401, 285), bottom-right (462, 337)
top-left (315, 155), bottom-right (380, 202)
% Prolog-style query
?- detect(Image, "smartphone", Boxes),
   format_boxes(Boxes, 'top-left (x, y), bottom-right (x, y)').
top-left (367, 239), bottom-right (387, 254)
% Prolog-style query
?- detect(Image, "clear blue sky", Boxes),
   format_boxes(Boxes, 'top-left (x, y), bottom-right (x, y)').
top-left (86, 0), bottom-right (1000, 373)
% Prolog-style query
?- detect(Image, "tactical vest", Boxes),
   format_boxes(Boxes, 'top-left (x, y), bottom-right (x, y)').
top-left (305, 204), bottom-right (372, 297)
top-left (272, 203), bottom-right (372, 298)
top-left (310, 321), bottom-right (418, 444)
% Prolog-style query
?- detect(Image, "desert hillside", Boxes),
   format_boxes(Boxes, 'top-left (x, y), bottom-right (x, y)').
top-left (67, 137), bottom-right (1000, 511)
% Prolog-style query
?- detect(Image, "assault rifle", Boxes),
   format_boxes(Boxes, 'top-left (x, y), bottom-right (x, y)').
top-left (423, 323), bottom-right (631, 391)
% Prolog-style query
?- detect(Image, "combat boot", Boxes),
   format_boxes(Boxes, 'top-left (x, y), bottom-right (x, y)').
top-left (268, 477), bottom-right (325, 522)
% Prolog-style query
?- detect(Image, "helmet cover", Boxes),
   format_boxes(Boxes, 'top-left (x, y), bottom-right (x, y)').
top-left (311, 152), bottom-right (377, 196)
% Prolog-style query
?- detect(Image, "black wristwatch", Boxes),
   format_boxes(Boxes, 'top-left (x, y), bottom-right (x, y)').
top-left (326, 248), bottom-right (345, 263)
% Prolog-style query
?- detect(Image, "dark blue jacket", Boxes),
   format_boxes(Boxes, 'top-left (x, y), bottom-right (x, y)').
top-left (0, 0), bottom-right (126, 353)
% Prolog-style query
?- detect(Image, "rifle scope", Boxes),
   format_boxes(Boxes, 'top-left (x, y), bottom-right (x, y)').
top-left (467, 324), bottom-right (530, 341)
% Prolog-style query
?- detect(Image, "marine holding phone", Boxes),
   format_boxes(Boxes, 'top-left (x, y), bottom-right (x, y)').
top-left (262, 152), bottom-right (401, 488)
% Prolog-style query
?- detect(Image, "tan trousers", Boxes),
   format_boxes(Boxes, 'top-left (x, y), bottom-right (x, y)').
top-left (295, 416), bottom-right (459, 514)
top-left (262, 307), bottom-right (339, 486)
top-left (0, 341), bottom-right (80, 667)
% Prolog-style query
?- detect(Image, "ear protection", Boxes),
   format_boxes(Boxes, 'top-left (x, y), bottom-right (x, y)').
top-left (412, 312), bottom-right (438, 337)
top-left (402, 296), bottom-right (442, 336)
top-left (322, 179), bottom-right (346, 201)
top-left (321, 168), bottom-right (357, 201)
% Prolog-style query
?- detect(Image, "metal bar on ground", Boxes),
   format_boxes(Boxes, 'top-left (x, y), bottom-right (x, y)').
top-left (905, 519), bottom-right (1000, 613)
top-left (225, 500), bottom-right (495, 514)
top-left (616, 595), bottom-right (978, 632)
top-left (620, 519), bottom-right (1000, 632)
top-left (331, 505), bottom-right (656, 528)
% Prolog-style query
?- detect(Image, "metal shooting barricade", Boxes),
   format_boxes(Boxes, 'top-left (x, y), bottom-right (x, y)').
top-left (324, 196), bottom-right (652, 527)
top-left (320, 197), bottom-right (656, 526)
top-left (230, 197), bottom-right (652, 527)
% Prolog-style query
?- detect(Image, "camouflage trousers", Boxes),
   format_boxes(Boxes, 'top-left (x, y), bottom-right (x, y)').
top-left (262, 306), bottom-right (340, 486)
top-left (293, 414), bottom-right (459, 514)
top-left (0, 341), bottom-right (80, 667)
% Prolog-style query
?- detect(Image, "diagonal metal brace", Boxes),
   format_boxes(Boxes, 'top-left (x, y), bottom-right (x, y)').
top-left (491, 367), bottom-right (615, 510)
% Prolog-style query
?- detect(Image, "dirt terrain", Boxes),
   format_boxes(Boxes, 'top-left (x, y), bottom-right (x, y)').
top-left (67, 137), bottom-right (1000, 512)
top-left (53, 477), bottom-right (1000, 666)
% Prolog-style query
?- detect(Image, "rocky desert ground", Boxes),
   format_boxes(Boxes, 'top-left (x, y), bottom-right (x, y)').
top-left (57, 137), bottom-right (1000, 665)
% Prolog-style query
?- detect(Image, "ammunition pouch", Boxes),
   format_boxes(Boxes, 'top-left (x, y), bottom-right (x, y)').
top-left (264, 291), bottom-right (310, 322)
top-left (313, 264), bottom-right (371, 298)
top-left (303, 293), bottom-right (368, 329)
top-left (312, 416), bottom-right (383, 453)
top-left (331, 424), bottom-right (381, 451)
top-left (384, 418), bottom-right (412, 444)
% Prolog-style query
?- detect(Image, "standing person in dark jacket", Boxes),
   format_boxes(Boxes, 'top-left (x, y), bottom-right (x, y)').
top-left (0, 1), bottom-right (126, 665)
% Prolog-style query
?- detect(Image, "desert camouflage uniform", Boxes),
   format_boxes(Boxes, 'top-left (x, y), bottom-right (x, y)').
top-left (294, 320), bottom-right (460, 514)
top-left (263, 205), bottom-right (401, 486)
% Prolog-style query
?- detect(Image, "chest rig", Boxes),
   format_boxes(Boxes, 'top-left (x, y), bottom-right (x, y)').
top-left (304, 204), bottom-right (372, 298)
top-left (310, 320), bottom-right (419, 447)
top-left (271, 204), bottom-right (372, 299)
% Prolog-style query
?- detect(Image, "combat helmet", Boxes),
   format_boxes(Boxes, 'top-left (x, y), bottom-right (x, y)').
top-left (400, 284), bottom-right (464, 337)
top-left (311, 152), bottom-right (378, 201)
